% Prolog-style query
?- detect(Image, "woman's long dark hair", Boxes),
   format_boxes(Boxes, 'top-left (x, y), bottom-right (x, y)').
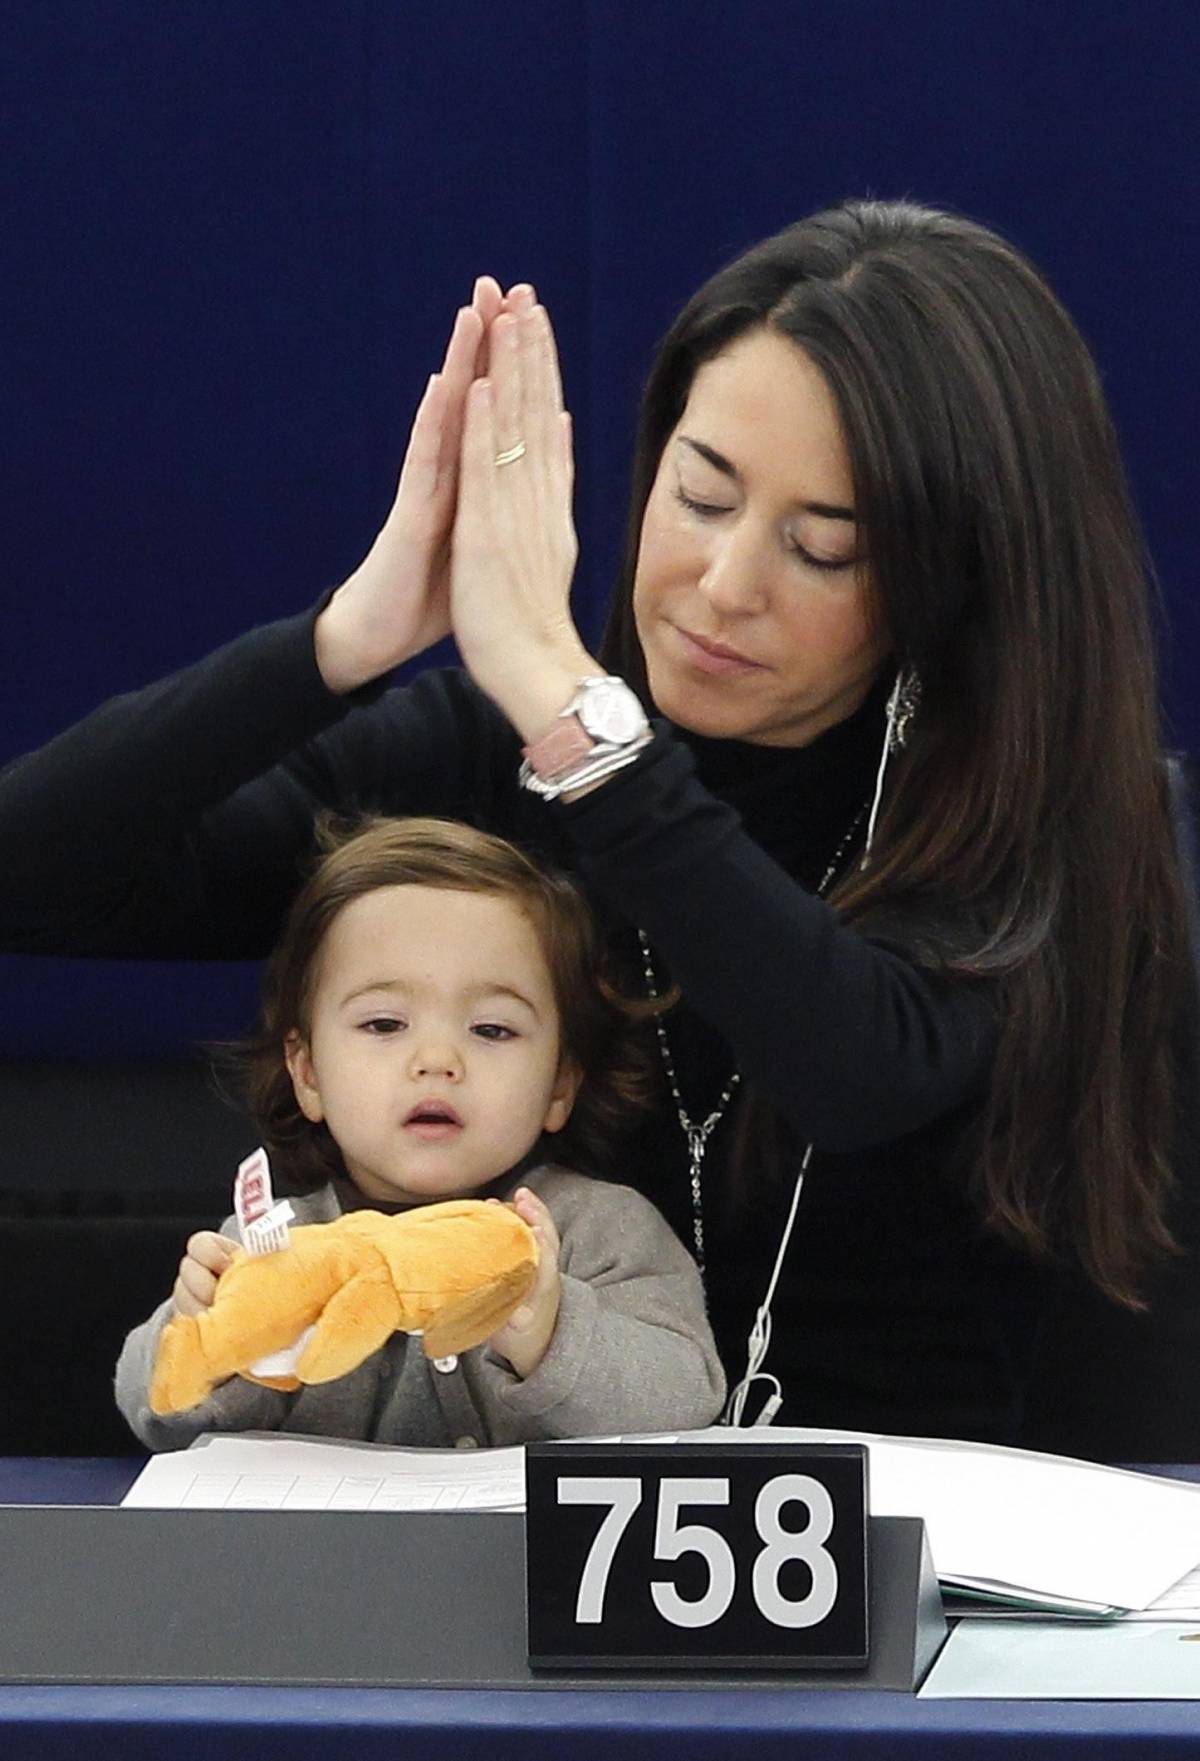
top-left (602, 199), bottom-right (1192, 1308)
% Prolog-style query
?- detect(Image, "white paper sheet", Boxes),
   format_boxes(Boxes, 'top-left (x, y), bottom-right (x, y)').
top-left (1127, 1564), bottom-right (1200, 1622)
top-left (121, 1432), bottom-right (525, 1512)
top-left (655, 1426), bottom-right (1200, 1614)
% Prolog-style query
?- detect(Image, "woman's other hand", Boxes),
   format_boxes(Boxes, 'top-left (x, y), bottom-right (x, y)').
top-left (488, 1187), bottom-right (562, 1378)
top-left (315, 277), bottom-right (510, 694)
top-left (451, 299), bottom-right (596, 739)
top-left (171, 1230), bottom-right (238, 1317)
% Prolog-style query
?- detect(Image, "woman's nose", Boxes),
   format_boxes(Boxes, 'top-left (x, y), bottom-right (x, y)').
top-left (697, 521), bottom-right (770, 617)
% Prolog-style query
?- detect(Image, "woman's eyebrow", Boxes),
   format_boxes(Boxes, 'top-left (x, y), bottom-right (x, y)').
top-left (677, 435), bottom-right (855, 522)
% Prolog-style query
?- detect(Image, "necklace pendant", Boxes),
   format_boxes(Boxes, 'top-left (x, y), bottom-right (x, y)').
top-left (636, 802), bottom-right (864, 1303)
top-left (689, 1156), bottom-right (706, 1271)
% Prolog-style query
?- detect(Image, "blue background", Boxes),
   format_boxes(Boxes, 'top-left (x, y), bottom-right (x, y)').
top-left (3, 0), bottom-right (1197, 1057)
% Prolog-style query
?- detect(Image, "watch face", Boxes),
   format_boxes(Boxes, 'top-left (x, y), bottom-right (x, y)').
top-left (579, 682), bottom-right (646, 745)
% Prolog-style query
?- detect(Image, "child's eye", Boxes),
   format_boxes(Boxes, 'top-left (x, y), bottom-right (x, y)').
top-left (472, 1023), bottom-right (516, 1042)
top-left (362, 1017), bottom-right (406, 1035)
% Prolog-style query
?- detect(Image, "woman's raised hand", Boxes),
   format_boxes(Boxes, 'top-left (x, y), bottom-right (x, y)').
top-left (315, 277), bottom-right (510, 694)
top-left (450, 297), bottom-right (596, 741)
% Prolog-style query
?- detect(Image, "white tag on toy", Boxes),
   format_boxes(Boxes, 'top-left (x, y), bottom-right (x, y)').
top-left (234, 1146), bottom-right (294, 1257)
top-left (250, 1324), bottom-right (317, 1378)
top-left (233, 1147), bottom-right (308, 1376)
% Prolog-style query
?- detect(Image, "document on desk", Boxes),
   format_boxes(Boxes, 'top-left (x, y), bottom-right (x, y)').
top-left (121, 1424), bottom-right (1200, 1620)
top-left (121, 1432), bottom-right (525, 1512)
top-left (920, 1617), bottom-right (1200, 1697)
top-left (662, 1426), bottom-right (1200, 1618)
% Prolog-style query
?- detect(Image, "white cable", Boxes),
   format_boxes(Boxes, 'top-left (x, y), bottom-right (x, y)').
top-left (729, 676), bottom-right (903, 1426)
top-left (726, 1143), bottom-right (814, 1426)
top-left (861, 671), bottom-right (902, 867)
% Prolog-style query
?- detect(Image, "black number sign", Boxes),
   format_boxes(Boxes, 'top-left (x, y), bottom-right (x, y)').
top-left (525, 1441), bottom-right (868, 1668)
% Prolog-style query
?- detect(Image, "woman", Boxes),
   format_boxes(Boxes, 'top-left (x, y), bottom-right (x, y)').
top-left (3, 199), bottom-right (1197, 1459)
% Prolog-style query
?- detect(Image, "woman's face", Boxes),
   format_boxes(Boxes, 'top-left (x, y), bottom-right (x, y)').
top-left (632, 328), bottom-right (889, 746)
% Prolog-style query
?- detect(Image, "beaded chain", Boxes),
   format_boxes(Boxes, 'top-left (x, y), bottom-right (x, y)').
top-left (636, 802), bottom-right (868, 1273)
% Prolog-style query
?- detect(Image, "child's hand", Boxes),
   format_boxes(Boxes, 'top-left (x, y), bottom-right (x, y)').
top-left (172, 1231), bottom-right (238, 1317)
top-left (488, 1188), bottom-right (561, 1378)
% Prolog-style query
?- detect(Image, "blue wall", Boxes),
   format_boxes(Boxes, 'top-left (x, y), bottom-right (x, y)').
top-left (3, 0), bottom-right (1197, 1054)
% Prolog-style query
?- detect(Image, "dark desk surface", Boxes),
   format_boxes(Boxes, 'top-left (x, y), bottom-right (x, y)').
top-left (2, 1456), bottom-right (1200, 1760)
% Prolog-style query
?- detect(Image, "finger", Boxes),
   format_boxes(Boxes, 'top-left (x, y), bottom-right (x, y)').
top-left (533, 1217), bottom-right (561, 1266)
top-left (172, 1279), bottom-right (202, 1318)
top-left (186, 1231), bottom-right (237, 1274)
top-left (181, 1253), bottom-right (221, 1297)
top-left (534, 301), bottom-right (566, 416)
top-left (441, 303), bottom-right (481, 380)
top-left (490, 313), bottom-right (524, 462)
top-left (514, 1188), bottom-right (561, 1258)
top-left (560, 410), bottom-right (575, 500)
top-left (472, 275), bottom-right (504, 326)
top-left (525, 1230), bottom-right (562, 1332)
top-left (393, 372), bottom-right (446, 507)
top-left (456, 377), bottom-right (497, 538)
top-left (476, 278), bottom-right (522, 378)
top-left (439, 307), bottom-right (485, 480)
top-left (511, 1186), bottom-right (547, 1225)
top-left (506, 282), bottom-right (537, 315)
top-left (387, 364), bottom-right (449, 514)
top-left (472, 278), bottom-right (502, 377)
top-left (176, 1256), bottom-right (219, 1311)
top-left (516, 307), bottom-right (551, 506)
top-left (517, 307), bottom-right (567, 515)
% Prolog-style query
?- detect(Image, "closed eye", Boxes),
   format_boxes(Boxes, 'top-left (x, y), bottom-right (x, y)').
top-left (673, 486), bottom-right (732, 519)
top-left (672, 486), bottom-right (855, 574)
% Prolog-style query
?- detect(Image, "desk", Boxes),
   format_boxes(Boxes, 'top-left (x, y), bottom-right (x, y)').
top-left (2, 1457), bottom-right (1200, 1760)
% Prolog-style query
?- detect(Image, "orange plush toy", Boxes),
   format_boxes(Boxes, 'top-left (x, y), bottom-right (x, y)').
top-left (149, 1200), bottom-right (539, 1416)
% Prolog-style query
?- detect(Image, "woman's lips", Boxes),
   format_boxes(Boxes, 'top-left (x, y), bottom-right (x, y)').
top-left (672, 626), bottom-right (765, 676)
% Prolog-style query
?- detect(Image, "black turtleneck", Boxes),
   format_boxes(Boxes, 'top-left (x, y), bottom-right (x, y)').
top-left (558, 679), bottom-right (1036, 1444)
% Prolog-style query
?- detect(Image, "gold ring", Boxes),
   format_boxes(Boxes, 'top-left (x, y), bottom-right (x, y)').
top-left (494, 441), bottom-right (527, 467)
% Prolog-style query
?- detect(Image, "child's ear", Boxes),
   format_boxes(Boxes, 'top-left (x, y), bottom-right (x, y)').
top-left (542, 1059), bottom-right (582, 1135)
top-left (284, 1030), bottom-right (325, 1124)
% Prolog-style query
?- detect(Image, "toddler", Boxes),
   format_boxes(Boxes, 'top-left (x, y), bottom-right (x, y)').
top-left (116, 817), bottom-right (724, 1448)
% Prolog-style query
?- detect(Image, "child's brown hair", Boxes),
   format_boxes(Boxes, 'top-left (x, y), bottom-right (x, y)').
top-left (229, 815), bottom-right (656, 1193)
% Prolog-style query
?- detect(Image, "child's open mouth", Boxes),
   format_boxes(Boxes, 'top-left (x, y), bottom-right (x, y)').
top-left (403, 1100), bottom-right (464, 1141)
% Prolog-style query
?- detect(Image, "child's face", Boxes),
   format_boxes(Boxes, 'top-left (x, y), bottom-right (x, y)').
top-left (285, 884), bottom-right (579, 1205)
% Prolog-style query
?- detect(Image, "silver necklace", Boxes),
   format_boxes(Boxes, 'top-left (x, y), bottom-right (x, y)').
top-left (637, 803), bottom-right (868, 1272)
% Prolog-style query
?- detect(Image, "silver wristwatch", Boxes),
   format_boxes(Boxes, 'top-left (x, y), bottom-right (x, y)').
top-left (518, 676), bottom-right (652, 800)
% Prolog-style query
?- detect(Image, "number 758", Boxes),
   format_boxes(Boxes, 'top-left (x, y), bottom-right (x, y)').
top-left (558, 1473), bottom-right (839, 1631)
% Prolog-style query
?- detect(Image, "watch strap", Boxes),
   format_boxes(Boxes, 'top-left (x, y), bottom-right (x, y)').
top-left (521, 714), bottom-right (597, 783)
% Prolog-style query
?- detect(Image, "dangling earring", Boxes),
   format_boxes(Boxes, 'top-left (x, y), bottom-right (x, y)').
top-left (862, 666), bottom-right (922, 867)
top-left (887, 666), bottom-right (922, 753)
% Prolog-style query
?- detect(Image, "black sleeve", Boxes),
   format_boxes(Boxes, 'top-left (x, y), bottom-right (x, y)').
top-left (558, 733), bottom-right (997, 1153)
top-left (0, 607), bottom-right (517, 960)
top-left (0, 612), bottom-right (994, 1151)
